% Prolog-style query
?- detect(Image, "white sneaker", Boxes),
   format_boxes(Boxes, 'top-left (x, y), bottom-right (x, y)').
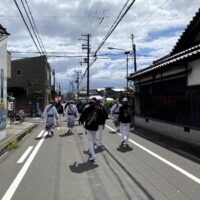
top-left (88, 157), bottom-right (96, 162)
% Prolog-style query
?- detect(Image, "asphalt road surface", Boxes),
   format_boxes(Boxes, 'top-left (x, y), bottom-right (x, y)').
top-left (0, 118), bottom-right (200, 200)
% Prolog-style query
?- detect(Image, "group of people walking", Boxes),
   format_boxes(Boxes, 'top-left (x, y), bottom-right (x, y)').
top-left (43, 100), bottom-right (79, 136)
top-left (43, 97), bottom-right (133, 162)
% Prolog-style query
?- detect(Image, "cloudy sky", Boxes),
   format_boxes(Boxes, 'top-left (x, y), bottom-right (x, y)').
top-left (1, 0), bottom-right (200, 93)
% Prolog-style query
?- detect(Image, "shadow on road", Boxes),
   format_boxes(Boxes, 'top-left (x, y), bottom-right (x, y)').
top-left (69, 161), bottom-right (99, 173)
top-left (59, 132), bottom-right (73, 137)
top-left (133, 127), bottom-right (200, 164)
top-left (108, 131), bottom-right (117, 134)
top-left (117, 144), bottom-right (133, 153)
top-left (103, 147), bottom-right (155, 200)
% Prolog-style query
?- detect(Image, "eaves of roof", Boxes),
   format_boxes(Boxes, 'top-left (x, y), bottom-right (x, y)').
top-left (130, 44), bottom-right (200, 79)
top-left (0, 24), bottom-right (10, 35)
top-left (170, 8), bottom-right (200, 54)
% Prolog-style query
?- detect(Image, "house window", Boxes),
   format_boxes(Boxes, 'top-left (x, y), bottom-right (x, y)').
top-left (16, 69), bottom-right (22, 76)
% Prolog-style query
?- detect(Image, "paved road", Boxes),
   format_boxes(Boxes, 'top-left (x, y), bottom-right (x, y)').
top-left (0, 119), bottom-right (200, 200)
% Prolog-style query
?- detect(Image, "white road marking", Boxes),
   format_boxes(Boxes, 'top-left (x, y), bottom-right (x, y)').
top-left (17, 146), bottom-right (33, 164)
top-left (36, 130), bottom-right (45, 138)
top-left (105, 125), bottom-right (200, 185)
top-left (0, 151), bottom-right (8, 159)
top-left (1, 131), bottom-right (48, 200)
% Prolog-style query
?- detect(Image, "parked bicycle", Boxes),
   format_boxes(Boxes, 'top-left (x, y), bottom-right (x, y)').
top-left (8, 110), bottom-right (25, 124)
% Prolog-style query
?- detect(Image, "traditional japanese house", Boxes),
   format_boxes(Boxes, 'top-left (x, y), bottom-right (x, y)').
top-left (129, 8), bottom-right (200, 147)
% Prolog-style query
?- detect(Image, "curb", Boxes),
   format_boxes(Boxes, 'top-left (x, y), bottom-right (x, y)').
top-left (0, 123), bottom-right (38, 159)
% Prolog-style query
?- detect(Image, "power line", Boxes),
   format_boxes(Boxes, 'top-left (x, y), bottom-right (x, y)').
top-left (23, 0), bottom-right (46, 54)
top-left (127, 0), bottom-right (173, 38)
top-left (94, 0), bottom-right (135, 57)
top-left (20, 0), bottom-right (44, 54)
top-left (79, 0), bottom-right (136, 88)
top-left (13, 0), bottom-right (42, 54)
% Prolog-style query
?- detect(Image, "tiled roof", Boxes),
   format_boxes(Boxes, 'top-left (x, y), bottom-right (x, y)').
top-left (130, 8), bottom-right (200, 79)
top-left (170, 8), bottom-right (200, 54)
top-left (0, 24), bottom-right (10, 35)
top-left (130, 44), bottom-right (200, 78)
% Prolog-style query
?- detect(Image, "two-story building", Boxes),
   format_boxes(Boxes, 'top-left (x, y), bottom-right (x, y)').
top-left (8, 55), bottom-right (52, 114)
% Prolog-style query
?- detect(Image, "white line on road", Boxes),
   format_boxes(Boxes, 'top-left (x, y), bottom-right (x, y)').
top-left (0, 151), bottom-right (8, 159)
top-left (1, 131), bottom-right (48, 200)
top-left (105, 125), bottom-right (200, 185)
top-left (36, 130), bottom-right (45, 138)
top-left (17, 146), bottom-right (33, 164)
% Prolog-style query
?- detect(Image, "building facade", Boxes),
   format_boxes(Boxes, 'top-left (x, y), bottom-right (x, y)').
top-left (130, 9), bottom-right (200, 147)
top-left (8, 55), bottom-right (52, 114)
top-left (0, 25), bottom-right (9, 141)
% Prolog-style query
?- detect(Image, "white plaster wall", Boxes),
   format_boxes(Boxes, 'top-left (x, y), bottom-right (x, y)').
top-left (188, 59), bottom-right (200, 86)
top-left (135, 116), bottom-right (200, 147)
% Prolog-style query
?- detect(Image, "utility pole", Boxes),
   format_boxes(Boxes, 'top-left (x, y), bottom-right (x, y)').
top-left (131, 33), bottom-right (137, 72)
top-left (58, 82), bottom-right (61, 96)
top-left (75, 70), bottom-right (81, 102)
top-left (81, 34), bottom-right (91, 99)
top-left (52, 69), bottom-right (56, 100)
top-left (70, 81), bottom-right (74, 92)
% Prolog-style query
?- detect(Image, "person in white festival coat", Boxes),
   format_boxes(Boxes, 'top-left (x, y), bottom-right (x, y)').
top-left (43, 100), bottom-right (59, 136)
top-left (65, 100), bottom-right (78, 134)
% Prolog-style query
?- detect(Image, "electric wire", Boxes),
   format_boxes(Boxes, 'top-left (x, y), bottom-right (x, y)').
top-left (127, 0), bottom-right (173, 38)
top-left (79, 0), bottom-right (136, 87)
top-left (20, 0), bottom-right (44, 54)
top-left (23, 0), bottom-right (46, 54)
top-left (13, 0), bottom-right (42, 54)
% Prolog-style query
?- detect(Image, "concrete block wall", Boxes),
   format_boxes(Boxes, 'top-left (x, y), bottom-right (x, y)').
top-left (135, 116), bottom-right (200, 147)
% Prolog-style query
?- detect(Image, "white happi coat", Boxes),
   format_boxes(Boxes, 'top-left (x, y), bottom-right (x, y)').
top-left (43, 104), bottom-right (59, 129)
top-left (65, 104), bottom-right (78, 128)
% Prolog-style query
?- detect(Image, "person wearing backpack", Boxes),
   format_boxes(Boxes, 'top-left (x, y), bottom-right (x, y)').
top-left (43, 100), bottom-right (59, 136)
top-left (118, 98), bottom-right (133, 148)
top-left (65, 100), bottom-right (78, 134)
top-left (79, 98), bottom-right (99, 162)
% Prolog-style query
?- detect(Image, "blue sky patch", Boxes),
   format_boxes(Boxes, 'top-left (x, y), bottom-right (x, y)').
top-left (145, 26), bottom-right (185, 42)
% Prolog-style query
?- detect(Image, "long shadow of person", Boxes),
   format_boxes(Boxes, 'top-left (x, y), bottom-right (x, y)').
top-left (109, 131), bottom-right (117, 134)
top-left (69, 161), bottom-right (99, 173)
top-left (59, 132), bottom-right (73, 137)
top-left (117, 144), bottom-right (133, 153)
top-left (95, 146), bottom-right (105, 154)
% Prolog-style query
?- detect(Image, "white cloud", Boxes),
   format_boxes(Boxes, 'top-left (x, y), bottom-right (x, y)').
top-left (2, 0), bottom-right (200, 92)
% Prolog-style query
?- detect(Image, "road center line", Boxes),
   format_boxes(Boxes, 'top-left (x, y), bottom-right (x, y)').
top-left (1, 131), bottom-right (48, 200)
top-left (17, 146), bottom-right (33, 164)
top-left (105, 125), bottom-right (200, 185)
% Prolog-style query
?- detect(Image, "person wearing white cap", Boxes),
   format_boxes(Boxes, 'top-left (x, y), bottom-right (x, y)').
top-left (118, 97), bottom-right (133, 147)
